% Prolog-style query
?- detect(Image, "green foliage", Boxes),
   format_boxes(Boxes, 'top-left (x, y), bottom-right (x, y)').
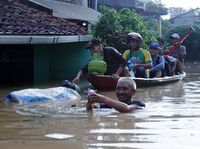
top-left (92, 6), bottom-right (157, 52)
top-left (144, 17), bottom-right (159, 36)
top-left (161, 19), bottom-right (172, 37)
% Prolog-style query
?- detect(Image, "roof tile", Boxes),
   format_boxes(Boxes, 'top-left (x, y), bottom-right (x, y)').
top-left (0, 0), bottom-right (87, 35)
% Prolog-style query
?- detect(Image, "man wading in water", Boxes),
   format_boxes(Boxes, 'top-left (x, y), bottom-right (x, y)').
top-left (86, 77), bottom-right (145, 113)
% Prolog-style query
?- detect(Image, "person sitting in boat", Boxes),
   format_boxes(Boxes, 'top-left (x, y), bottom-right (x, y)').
top-left (164, 55), bottom-right (182, 76)
top-left (86, 77), bottom-right (145, 113)
top-left (164, 33), bottom-right (186, 63)
top-left (164, 33), bottom-right (186, 74)
top-left (123, 32), bottom-right (152, 78)
top-left (148, 42), bottom-right (165, 78)
top-left (72, 38), bottom-right (129, 83)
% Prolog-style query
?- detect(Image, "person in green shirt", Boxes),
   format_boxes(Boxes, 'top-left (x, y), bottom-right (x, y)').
top-left (123, 32), bottom-right (152, 78)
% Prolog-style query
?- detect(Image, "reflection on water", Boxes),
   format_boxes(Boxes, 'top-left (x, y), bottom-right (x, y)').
top-left (1, 62), bottom-right (200, 149)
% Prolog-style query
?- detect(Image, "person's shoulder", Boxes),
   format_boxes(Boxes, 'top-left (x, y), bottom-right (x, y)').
top-left (104, 47), bottom-right (117, 51)
top-left (140, 48), bottom-right (151, 55)
top-left (130, 100), bottom-right (145, 109)
top-left (123, 49), bottom-right (130, 54)
top-left (139, 48), bottom-right (149, 54)
top-left (158, 55), bottom-right (165, 62)
top-left (140, 48), bottom-right (147, 51)
top-left (159, 55), bottom-right (165, 59)
top-left (122, 50), bottom-right (130, 58)
top-left (104, 47), bottom-right (119, 54)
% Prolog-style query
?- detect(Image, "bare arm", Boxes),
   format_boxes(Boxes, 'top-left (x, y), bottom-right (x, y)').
top-left (112, 66), bottom-right (124, 79)
top-left (72, 70), bottom-right (83, 83)
top-left (87, 93), bottom-right (136, 113)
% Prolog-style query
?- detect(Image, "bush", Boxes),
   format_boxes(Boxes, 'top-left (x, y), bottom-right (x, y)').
top-left (92, 6), bottom-right (157, 53)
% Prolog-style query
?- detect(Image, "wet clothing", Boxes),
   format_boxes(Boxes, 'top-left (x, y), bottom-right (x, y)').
top-left (165, 45), bottom-right (186, 63)
top-left (82, 47), bottom-right (127, 75)
top-left (100, 100), bottom-right (145, 109)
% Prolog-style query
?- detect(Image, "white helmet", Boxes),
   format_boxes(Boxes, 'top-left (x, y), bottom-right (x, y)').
top-left (127, 32), bottom-right (143, 42)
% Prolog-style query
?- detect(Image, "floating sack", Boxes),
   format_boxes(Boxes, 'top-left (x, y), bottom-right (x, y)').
top-left (88, 53), bottom-right (107, 74)
top-left (3, 87), bottom-right (81, 104)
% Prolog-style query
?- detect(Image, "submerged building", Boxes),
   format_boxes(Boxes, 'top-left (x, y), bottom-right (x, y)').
top-left (169, 8), bottom-right (200, 25)
top-left (0, 0), bottom-right (100, 85)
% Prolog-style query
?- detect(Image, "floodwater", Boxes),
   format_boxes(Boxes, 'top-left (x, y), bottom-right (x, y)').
top-left (0, 62), bottom-right (200, 149)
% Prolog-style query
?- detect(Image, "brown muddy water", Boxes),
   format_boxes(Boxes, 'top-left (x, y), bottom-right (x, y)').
top-left (0, 62), bottom-right (200, 149)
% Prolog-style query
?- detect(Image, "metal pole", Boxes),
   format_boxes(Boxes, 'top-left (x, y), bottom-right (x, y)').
top-left (157, 15), bottom-right (162, 38)
top-left (94, 0), bottom-right (98, 11)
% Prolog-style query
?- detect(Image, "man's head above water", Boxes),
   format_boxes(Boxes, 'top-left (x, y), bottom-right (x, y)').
top-left (116, 77), bottom-right (137, 104)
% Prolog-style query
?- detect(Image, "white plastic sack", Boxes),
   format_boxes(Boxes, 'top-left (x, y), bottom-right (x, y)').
top-left (3, 87), bottom-right (81, 104)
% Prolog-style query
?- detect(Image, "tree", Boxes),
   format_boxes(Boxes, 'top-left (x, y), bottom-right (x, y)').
top-left (92, 6), bottom-right (157, 53)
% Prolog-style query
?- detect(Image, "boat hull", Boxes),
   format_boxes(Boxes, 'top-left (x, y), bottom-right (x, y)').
top-left (87, 72), bottom-right (186, 90)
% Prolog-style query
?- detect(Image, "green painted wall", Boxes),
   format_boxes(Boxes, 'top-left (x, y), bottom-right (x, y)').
top-left (34, 45), bottom-right (50, 83)
top-left (33, 42), bottom-right (90, 84)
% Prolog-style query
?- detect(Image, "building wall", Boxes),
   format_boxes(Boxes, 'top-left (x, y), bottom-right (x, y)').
top-left (97, 0), bottom-right (144, 10)
top-left (33, 42), bottom-right (90, 84)
top-left (0, 44), bottom-right (33, 85)
top-left (170, 9), bottom-right (200, 25)
top-left (56, 0), bottom-right (86, 5)
top-left (34, 45), bottom-right (50, 83)
top-left (172, 11), bottom-right (195, 25)
top-left (169, 7), bottom-right (185, 18)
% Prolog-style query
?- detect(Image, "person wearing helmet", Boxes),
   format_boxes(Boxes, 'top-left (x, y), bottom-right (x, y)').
top-left (123, 32), bottom-right (152, 78)
top-left (165, 33), bottom-right (186, 63)
top-left (148, 42), bottom-right (165, 78)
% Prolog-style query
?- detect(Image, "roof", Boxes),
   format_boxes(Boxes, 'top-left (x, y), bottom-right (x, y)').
top-left (30, 0), bottom-right (101, 22)
top-left (98, 0), bottom-right (145, 11)
top-left (0, 35), bottom-right (92, 44)
top-left (169, 8), bottom-right (200, 21)
top-left (0, 0), bottom-right (88, 36)
top-left (55, 0), bottom-right (82, 5)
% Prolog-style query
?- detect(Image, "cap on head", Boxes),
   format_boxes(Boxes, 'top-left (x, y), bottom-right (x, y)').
top-left (86, 38), bottom-right (101, 49)
top-left (127, 32), bottom-right (143, 42)
top-left (149, 42), bottom-right (160, 50)
top-left (170, 33), bottom-right (180, 39)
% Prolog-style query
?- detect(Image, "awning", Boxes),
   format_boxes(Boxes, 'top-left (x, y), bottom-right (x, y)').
top-left (30, 0), bottom-right (101, 22)
top-left (0, 35), bottom-right (93, 44)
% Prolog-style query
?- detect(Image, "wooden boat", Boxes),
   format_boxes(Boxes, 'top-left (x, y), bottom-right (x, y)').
top-left (87, 72), bottom-right (186, 90)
